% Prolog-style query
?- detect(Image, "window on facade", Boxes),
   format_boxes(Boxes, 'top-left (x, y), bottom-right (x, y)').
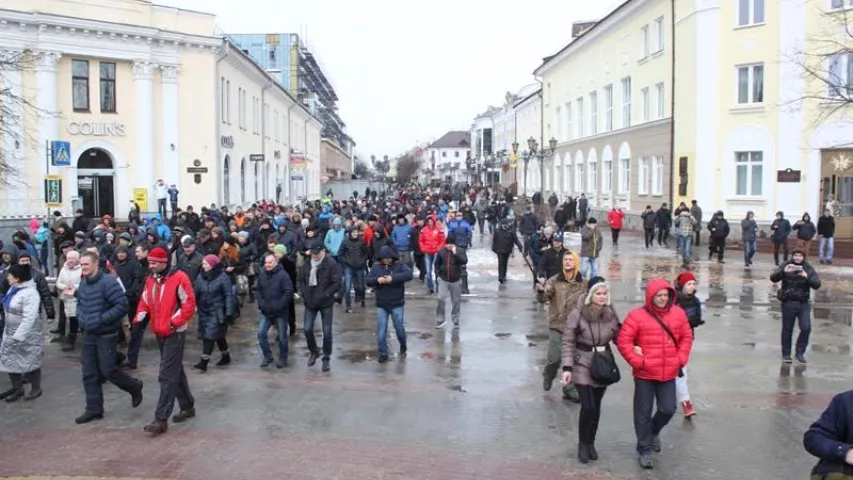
top-left (638, 157), bottom-right (649, 195)
top-left (575, 162), bottom-right (584, 192)
top-left (455, 151), bottom-right (460, 157)
top-left (442, 151), bottom-right (447, 157)
top-left (641, 87), bottom-right (650, 122)
top-left (269, 49), bottom-right (276, 62)
top-left (565, 102), bottom-right (573, 140)
top-left (556, 106), bottom-right (563, 141)
top-left (72, 59), bottom-right (90, 112)
top-left (738, 0), bottom-right (765, 26)
top-left (237, 88), bottom-right (243, 129)
top-left (274, 111), bottom-right (279, 141)
top-left (622, 77), bottom-right (632, 127)
top-left (99, 62), bottom-right (116, 113)
top-left (588, 161), bottom-right (598, 193)
top-left (652, 155), bottom-right (664, 195)
top-left (589, 91), bottom-right (598, 135)
top-left (602, 159), bottom-right (612, 194)
top-left (220, 78), bottom-right (226, 123)
top-left (240, 158), bottom-right (246, 203)
top-left (619, 157), bottom-right (631, 194)
top-left (736, 151), bottom-right (763, 196)
top-left (827, 52), bottom-right (853, 97)
top-left (737, 64), bottom-right (764, 104)
top-left (655, 82), bottom-right (665, 119)
top-left (604, 85), bottom-right (613, 132)
top-left (640, 25), bottom-right (649, 58)
top-left (654, 16), bottom-right (664, 52)
top-left (577, 97), bottom-right (585, 137)
top-left (223, 157), bottom-right (230, 204)
top-left (832, 0), bottom-right (853, 8)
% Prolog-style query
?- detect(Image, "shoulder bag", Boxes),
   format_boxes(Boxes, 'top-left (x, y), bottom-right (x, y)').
top-left (587, 315), bottom-right (621, 385)
top-left (644, 307), bottom-right (685, 378)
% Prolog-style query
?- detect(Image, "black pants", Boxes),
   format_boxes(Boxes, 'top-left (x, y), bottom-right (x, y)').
top-left (781, 301), bottom-right (811, 358)
top-left (633, 378), bottom-right (676, 455)
top-left (656, 228), bottom-right (669, 246)
top-left (477, 216), bottom-right (485, 235)
top-left (611, 228), bottom-right (620, 246)
top-left (157, 198), bottom-right (167, 218)
top-left (202, 338), bottom-right (229, 356)
top-left (773, 239), bottom-right (789, 265)
top-left (576, 384), bottom-right (607, 445)
top-left (644, 229), bottom-right (655, 248)
top-left (694, 231), bottom-right (701, 247)
top-left (709, 237), bottom-right (726, 260)
top-left (81, 333), bottom-right (141, 415)
top-left (155, 332), bottom-right (194, 421)
top-left (496, 253), bottom-right (510, 282)
top-left (414, 253), bottom-right (426, 281)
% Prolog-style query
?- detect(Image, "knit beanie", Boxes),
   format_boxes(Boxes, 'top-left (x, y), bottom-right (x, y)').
top-left (203, 254), bottom-right (220, 268)
top-left (148, 247), bottom-right (169, 264)
top-left (675, 271), bottom-right (696, 288)
top-left (273, 244), bottom-right (287, 255)
top-left (584, 276), bottom-right (610, 305)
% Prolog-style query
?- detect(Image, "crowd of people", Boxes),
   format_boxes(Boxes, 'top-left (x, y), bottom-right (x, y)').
top-left (0, 182), bottom-right (835, 473)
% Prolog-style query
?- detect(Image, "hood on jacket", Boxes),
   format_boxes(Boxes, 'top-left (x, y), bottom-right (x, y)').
top-left (644, 277), bottom-right (677, 313)
top-left (776, 211), bottom-right (785, 219)
top-left (332, 217), bottom-right (342, 226)
top-left (0, 244), bottom-right (18, 264)
top-left (377, 245), bottom-right (398, 261)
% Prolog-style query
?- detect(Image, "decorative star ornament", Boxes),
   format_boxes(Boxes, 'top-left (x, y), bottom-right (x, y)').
top-left (832, 152), bottom-right (852, 172)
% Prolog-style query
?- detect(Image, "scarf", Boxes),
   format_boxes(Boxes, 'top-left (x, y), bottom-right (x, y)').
top-left (3, 283), bottom-right (22, 312)
top-left (309, 257), bottom-right (322, 287)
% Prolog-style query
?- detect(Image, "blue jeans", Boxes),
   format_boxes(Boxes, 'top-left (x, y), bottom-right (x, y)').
top-left (424, 254), bottom-right (436, 292)
top-left (580, 256), bottom-right (597, 279)
top-left (678, 234), bottom-right (693, 263)
top-left (743, 239), bottom-right (756, 264)
top-left (377, 306), bottom-right (406, 357)
top-left (304, 306), bottom-right (334, 360)
top-left (81, 333), bottom-right (140, 414)
top-left (344, 266), bottom-right (365, 308)
top-left (819, 237), bottom-right (835, 261)
top-left (781, 301), bottom-right (811, 357)
top-left (258, 313), bottom-right (288, 361)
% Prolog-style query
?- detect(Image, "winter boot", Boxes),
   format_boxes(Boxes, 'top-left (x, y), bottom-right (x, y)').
top-left (193, 357), bottom-right (209, 372)
top-left (24, 369), bottom-right (42, 400)
top-left (215, 352), bottom-right (231, 366)
top-left (143, 419), bottom-right (168, 435)
top-left (461, 274), bottom-right (470, 295)
top-left (4, 374), bottom-right (24, 403)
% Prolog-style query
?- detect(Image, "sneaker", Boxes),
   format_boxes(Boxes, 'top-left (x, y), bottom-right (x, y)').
top-left (682, 400), bottom-right (696, 418)
top-left (275, 359), bottom-right (288, 368)
top-left (638, 453), bottom-right (654, 469)
top-left (260, 358), bottom-right (274, 368)
top-left (435, 319), bottom-right (447, 329)
top-left (321, 358), bottom-right (330, 372)
top-left (75, 411), bottom-right (104, 425)
top-left (782, 355), bottom-right (793, 364)
top-left (452, 321), bottom-right (459, 329)
top-left (172, 408), bottom-right (195, 423)
top-left (378, 355), bottom-right (388, 363)
top-left (345, 308), bottom-right (353, 314)
top-left (652, 435), bottom-right (661, 452)
top-left (308, 352), bottom-right (319, 367)
top-left (400, 345), bottom-right (407, 356)
top-left (796, 354), bottom-right (807, 364)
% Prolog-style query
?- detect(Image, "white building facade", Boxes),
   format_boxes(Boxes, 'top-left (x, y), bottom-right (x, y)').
top-left (423, 131), bottom-right (470, 184)
top-left (513, 88), bottom-right (543, 196)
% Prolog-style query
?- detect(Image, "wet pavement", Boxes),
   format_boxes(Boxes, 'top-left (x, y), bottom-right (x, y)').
top-left (1, 232), bottom-right (850, 479)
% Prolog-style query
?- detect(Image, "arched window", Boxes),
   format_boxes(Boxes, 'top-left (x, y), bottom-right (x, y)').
top-left (223, 155), bottom-right (231, 204)
top-left (240, 158), bottom-right (246, 204)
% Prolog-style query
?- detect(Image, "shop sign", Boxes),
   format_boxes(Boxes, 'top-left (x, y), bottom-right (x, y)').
top-left (67, 121), bottom-right (126, 136)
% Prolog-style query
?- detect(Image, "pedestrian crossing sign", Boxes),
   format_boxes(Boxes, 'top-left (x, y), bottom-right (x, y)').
top-left (51, 140), bottom-right (71, 166)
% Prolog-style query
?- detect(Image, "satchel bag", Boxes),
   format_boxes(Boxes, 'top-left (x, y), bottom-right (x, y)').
top-left (587, 319), bottom-right (621, 385)
top-left (645, 307), bottom-right (685, 378)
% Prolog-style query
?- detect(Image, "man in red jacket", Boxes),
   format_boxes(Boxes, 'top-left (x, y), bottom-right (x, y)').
top-left (134, 247), bottom-right (197, 435)
top-left (617, 277), bottom-right (693, 470)
top-left (607, 208), bottom-right (625, 247)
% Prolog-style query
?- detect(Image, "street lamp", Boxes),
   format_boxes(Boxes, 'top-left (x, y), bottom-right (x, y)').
top-left (521, 136), bottom-right (558, 200)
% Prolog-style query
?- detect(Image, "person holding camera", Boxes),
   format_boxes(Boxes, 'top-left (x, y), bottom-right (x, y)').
top-left (770, 248), bottom-right (821, 364)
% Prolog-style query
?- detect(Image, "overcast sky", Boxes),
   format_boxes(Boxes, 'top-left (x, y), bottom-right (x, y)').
top-left (164, 0), bottom-right (619, 158)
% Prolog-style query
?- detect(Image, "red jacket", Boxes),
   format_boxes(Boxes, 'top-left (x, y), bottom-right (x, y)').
top-left (607, 209), bottom-right (625, 230)
top-left (616, 278), bottom-right (693, 382)
top-left (418, 220), bottom-right (446, 255)
top-left (134, 269), bottom-right (197, 338)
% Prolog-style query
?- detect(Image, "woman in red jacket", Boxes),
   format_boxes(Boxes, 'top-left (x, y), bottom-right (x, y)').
top-left (606, 208), bottom-right (625, 247)
top-left (616, 277), bottom-right (693, 470)
top-left (417, 216), bottom-right (446, 295)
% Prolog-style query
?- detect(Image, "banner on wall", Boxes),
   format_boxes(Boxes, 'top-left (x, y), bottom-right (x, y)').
top-left (133, 188), bottom-right (148, 212)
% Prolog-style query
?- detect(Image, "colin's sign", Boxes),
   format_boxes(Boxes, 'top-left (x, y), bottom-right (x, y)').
top-left (67, 121), bottom-right (127, 137)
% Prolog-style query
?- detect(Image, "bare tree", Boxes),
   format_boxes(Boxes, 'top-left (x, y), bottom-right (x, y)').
top-left (353, 159), bottom-right (369, 179)
top-left (394, 154), bottom-right (422, 184)
top-left (0, 50), bottom-right (43, 185)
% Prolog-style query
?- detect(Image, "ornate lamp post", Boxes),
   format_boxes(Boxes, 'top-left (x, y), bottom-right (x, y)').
top-left (523, 136), bottom-right (558, 197)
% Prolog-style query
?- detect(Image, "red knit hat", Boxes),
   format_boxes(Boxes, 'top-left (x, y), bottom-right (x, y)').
top-left (148, 247), bottom-right (169, 264)
top-left (675, 271), bottom-right (696, 288)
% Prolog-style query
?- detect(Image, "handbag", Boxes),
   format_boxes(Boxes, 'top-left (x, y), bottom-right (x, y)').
top-left (586, 316), bottom-right (621, 385)
top-left (644, 307), bottom-right (685, 378)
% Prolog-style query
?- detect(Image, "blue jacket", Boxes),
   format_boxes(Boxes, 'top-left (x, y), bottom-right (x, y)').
top-left (447, 219), bottom-right (473, 244)
top-left (324, 220), bottom-right (345, 256)
top-left (804, 390), bottom-right (853, 476)
top-left (255, 263), bottom-right (294, 317)
top-left (194, 266), bottom-right (236, 340)
top-left (76, 270), bottom-right (128, 335)
top-left (770, 217), bottom-right (792, 242)
top-left (391, 223), bottom-right (413, 251)
top-left (365, 246), bottom-right (413, 310)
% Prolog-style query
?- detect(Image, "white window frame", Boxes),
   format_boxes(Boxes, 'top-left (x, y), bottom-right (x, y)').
top-left (735, 151), bottom-right (764, 197)
top-left (604, 84), bottom-right (613, 132)
top-left (641, 87), bottom-right (650, 122)
top-left (640, 24), bottom-right (650, 59)
top-left (220, 77), bottom-right (226, 123)
top-left (736, 64), bottom-right (764, 105)
top-left (237, 87), bottom-right (243, 129)
top-left (555, 106), bottom-right (563, 142)
top-left (575, 161), bottom-right (584, 192)
top-left (827, 52), bottom-right (853, 97)
top-left (737, 0), bottom-right (765, 26)
top-left (602, 159), bottom-right (612, 194)
top-left (588, 160), bottom-right (598, 193)
top-left (651, 155), bottom-right (664, 195)
top-left (589, 91), bottom-right (598, 135)
top-left (619, 157), bottom-right (631, 194)
top-left (566, 102), bottom-right (573, 140)
top-left (638, 157), bottom-right (649, 195)
top-left (621, 77), bottom-right (632, 128)
top-left (655, 82), bottom-right (665, 119)
top-left (577, 97), bottom-right (585, 138)
top-left (654, 16), bottom-right (665, 53)
top-left (832, 0), bottom-right (853, 9)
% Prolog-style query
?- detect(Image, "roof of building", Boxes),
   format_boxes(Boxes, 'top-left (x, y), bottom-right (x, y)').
top-left (428, 131), bottom-right (470, 149)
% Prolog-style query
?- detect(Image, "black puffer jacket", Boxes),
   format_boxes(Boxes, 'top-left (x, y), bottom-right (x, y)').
top-left (297, 255), bottom-right (342, 310)
top-left (339, 236), bottom-right (369, 269)
top-left (435, 244), bottom-right (468, 283)
top-left (75, 270), bottom-right (128, 335)
top-left (770, 260), bottom-right (821, 302)
top-left (255, 263), bottom-right (294, 316)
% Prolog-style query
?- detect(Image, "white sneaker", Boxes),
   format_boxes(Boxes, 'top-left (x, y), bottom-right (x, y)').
top-left (435, 320), bottom-right (447, 329)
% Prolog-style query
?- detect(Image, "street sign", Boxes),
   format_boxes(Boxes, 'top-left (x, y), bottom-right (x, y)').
top-left (249, 154), bottom-right (265, 162)
top-left (44, 175), bottom-right (62, 206)
top-left (187, 167), bottom-right (208, 173)
top-left (51, 141), bottom-right (71, 166)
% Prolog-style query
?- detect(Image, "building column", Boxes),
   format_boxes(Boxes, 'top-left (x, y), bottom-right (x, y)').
top-left (35, 51), bottom-right (62, 216)
top-left (133, 61), bottom-right (155, 211)
top-left (161, 65), bottom-right (180, 188)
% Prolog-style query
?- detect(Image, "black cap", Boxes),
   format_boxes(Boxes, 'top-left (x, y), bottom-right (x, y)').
top-left (587, 276), bottom-right (606, 291)
top-left (310, 244), bottom-right (325, 253)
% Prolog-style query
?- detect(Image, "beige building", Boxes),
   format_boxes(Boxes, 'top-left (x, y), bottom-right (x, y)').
top-left (320, 137), bottom-right (353, 181)
top-left (0, 0), bottom-right (322, 218)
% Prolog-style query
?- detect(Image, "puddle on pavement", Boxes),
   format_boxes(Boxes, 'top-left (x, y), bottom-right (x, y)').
top-left (448, 385), bottom-right (467, 393)
top-left (813, 307), bottom-right (853, 327)
top-left (337, 350), bottom-right (373, 363)
top-left (525, 333), bottom-right (549, 342)
top-left (495, 333), bottom-right (512, 339)
top-left (811, 343), bottom-right (852, 355)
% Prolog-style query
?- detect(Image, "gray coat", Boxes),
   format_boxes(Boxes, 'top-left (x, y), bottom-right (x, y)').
top-left (580, 226), bottom-right (603, 259)
top-left (561, 302), bottom-right (621, 387)
top-left (0, 280), bottom-right (43, 374)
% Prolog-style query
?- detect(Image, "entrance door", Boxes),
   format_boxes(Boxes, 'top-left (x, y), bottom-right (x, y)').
top-left (820, 149), bottom-right (853, 239)
top-left (77, 173), bottom-right (115, 218)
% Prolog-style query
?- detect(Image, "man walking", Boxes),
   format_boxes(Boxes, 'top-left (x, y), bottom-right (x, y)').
top-left (434, 234), bottom-right (468, 329)
top-left (366, 246), bottom-right (413, 362)
top-left (134, 247), bottom-right (197, 435)
top-left (491, 219), bottom-right (522, 285)
top-left (690, 200), bottom-right (702, 247)
top-left (255, 253), bottom-right (294, 368)
top-left (73, 252), bottom-right (143, 425)
top-left (298, 245), bottom-right (342, 373)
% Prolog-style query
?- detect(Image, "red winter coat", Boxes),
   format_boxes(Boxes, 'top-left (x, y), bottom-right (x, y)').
top-left (607, 209), bottom-right (625, 230)
top-left (418, 219), bottom-right (446, 255)
top-left (616, 277), bottom-right (693, 382)
top-left (134, 269), bottom-right (197, 338)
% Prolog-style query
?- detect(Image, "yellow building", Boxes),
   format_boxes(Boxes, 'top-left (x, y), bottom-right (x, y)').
top-left (673, 0), bottom-right (853, 237)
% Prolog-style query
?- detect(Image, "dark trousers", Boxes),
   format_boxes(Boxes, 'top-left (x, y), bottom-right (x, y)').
top-left (611, 228), bottom-right (620, 246)
top-left (694, 230), bottom-right (701, 247)
top-left (633, 378), bottom-right (677, 455)
top-left (576, 384), bottom-right (607, 444)
top-left (414, 253), bottom-right (426, 281)
top-left (477, 216), bottom-right (485, 235)
top-left (709, 237), bottom-right (726, 260)
top-left (157, 198), bottom-right (167, 218)
top-left (656, 228), bottom-right (669, 246)
top-left (126, 317), bottom-right (148, 364)
top-left (170, 201), bottom-right (178, 217)
top-left (496, 252), bottom-right (510, 281)
top-left (644, 228), bottom-right (655, 248)
top-left (81, 333), bottom-right (140, 415)
top-left (304, 306), bottom-right (333, 360)
top-left (202, 338), bottom-right (228, 356)
top-left (155, 332), bottom-right (194, 421)
top-left (781, 301), bottom-right (812, 357)
top-left (773, 239), bottom-right (789, 265)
